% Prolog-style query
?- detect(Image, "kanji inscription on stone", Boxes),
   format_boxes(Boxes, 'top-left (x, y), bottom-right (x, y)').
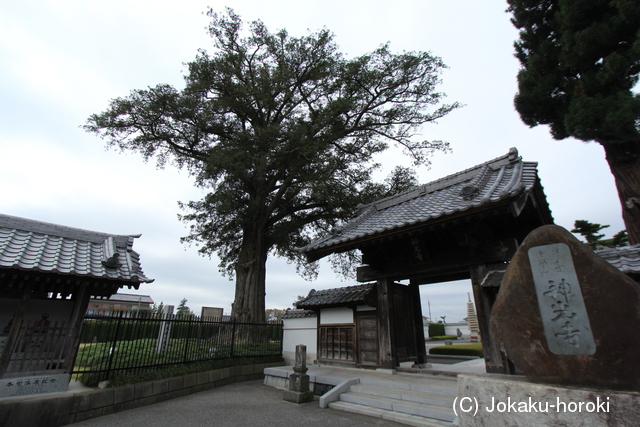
top-left (0, 373), bottom-right (69, 398)
top-left (528, 243), bottom-right (595, 355)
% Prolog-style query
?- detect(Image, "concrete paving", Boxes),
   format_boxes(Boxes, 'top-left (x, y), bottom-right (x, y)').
top-left (0, 344), bottom-right (486, 426)
top-left (72, 380), bottom-right (408, 427)
top-left (70, 361), bottom-right (485, 427)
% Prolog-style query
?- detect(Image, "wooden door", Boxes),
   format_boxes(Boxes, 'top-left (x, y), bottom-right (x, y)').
top-left (356, 312), bottom-right (378, 366)
top-left (392, 283), bottom-right (418, 363)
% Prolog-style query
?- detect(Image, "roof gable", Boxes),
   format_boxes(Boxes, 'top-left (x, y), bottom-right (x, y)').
top-left (295, 283), bottom-right (375, 309)
top-left (301, 148), bottom-right (552, 261)
top-left (0, 213), bottom-right (153, 284)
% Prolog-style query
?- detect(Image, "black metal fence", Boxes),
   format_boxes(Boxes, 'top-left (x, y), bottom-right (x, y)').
top-left (72, 312), bottom-right (282, 383)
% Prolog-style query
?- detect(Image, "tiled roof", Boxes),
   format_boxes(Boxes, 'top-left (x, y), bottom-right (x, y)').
top-left (295, 283), bottom-right (375, 309)
top-left (0, 213), bottom-right (153, 284)
top-left (300, 148), bottom-right (549, 259)
top-left (595, 244), bottom-right (640, 277)
top-left (281, 309), bottom-right (317, 319)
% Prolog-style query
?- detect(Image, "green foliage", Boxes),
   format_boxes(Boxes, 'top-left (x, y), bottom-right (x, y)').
top-left (612, 230), bottom-right (629, 246)
top-left (571, 219), bottom-right (628, 247)
top-left (571, 219), bottom-right (610, 243)
top-left (429, 343), bottom-right (483, 358)
top-left (151, 301), bottom-right (165, 315)
top-left (176, 298), bottom-right (194, 317)
top-left (507, 0), bottom-right (640, 144)
top-left (428, 322), bottom-right (445, 337)
top-left (430, 335), bottom-right (458, 341)
top-left (84, 8), bottom-right (458, 323)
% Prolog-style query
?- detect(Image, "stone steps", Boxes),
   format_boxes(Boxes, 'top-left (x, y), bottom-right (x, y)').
top-left (327, 375), bottom-right (456, 426)
top-left (350, 383), bottom-right (455, 407)
top-left (329, 401), bottom-right (454, 427)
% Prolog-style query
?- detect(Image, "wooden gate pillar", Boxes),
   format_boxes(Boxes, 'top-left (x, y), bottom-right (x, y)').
top-left (0, 281), bottom-right (34, 378)
top-left (409, 280), bottom-right (427, 364)
top-left (376, 278), bottom-right (396, 369)
top-left (469, 264), bottom-right (511, 374)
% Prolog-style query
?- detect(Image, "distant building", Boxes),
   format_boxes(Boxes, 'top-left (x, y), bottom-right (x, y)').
top-left (87, 293), bottom-right (154, 315)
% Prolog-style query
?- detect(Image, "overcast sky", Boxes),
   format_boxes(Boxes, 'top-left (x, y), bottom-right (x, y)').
top-left (0, 1), bottom-right (625, 322)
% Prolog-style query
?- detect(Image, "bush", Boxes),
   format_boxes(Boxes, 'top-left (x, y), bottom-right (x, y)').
top-left (428, 322), bottom-right (445, 337)
top-left (430, 335), bottom-right (458, 340)
top-left (429, 343), bottom-right (483, 358)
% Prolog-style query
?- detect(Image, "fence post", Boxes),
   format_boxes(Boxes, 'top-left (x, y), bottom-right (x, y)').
top-left (156, 305), bottom-right (174, 354)
top-left (230, 320), bottom-right (237, 358)
top-left (279, 321), bottom-right (284, 356)
top-left (182, 315), bottom-right (195, 363)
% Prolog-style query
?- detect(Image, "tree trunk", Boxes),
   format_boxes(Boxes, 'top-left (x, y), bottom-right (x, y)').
top-left (602, 141), bottom-right (640, 245)
top-left (232, 222), bottom-right (268, 324)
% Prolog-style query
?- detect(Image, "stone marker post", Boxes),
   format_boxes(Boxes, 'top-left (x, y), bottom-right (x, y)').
top-left (156, 305), bottom-right (174, 354)
top-left (283, 344), bottom-right (314, 404)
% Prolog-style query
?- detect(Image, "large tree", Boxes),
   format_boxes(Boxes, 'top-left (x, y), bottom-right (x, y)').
top-left (85, 9), bottom-right (459, 323)
top-left (507, 0), bottom-right (640, 243)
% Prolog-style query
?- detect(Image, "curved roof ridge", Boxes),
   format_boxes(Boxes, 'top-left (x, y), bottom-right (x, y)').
top-left (299, 147), bottom-right (553, 260)
top-left (0, 213), bottom-right (141, 245)
top-left (353, 148), bottom-right (521, 215)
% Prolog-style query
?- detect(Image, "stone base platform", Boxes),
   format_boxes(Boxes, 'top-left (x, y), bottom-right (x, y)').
top-left (457, 374), bottom-right (640, 426)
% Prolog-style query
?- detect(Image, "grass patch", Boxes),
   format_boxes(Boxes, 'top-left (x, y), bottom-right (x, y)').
top-left (429, 343), bottom-right (483, 358)
top-left (430, 335), bottom-right (458, 341)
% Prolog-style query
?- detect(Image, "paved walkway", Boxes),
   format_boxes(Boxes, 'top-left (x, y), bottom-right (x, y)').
top-left (72, 380), bottom-right (407, 427)
top-left (70, 359), bottom-right (485, 427)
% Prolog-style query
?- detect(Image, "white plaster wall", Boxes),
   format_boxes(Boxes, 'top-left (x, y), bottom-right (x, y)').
top-left (320, 307), bottom-right (353, 324)
top-left (282, 316), bottom-right (317, 365)
top-left (445, 323), bottom-right (470, 338)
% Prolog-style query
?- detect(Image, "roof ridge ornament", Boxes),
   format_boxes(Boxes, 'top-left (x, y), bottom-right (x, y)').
top-left (102, 236), bottom-right (121, 269)
top-left (508, 147), bottom-right (519, 162)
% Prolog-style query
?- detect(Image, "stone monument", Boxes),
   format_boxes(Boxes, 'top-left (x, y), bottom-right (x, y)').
top-left (491, 224), bottom-right (640, 390)
top-left (282, 344), bottom-right (314, 404)
top-left (455, 225), bottom-right (640, 426)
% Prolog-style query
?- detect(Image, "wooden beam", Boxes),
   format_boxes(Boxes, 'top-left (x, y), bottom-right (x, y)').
top-left (376, 278), bottom-right (396, 369)
top-left (0, 281), bottom-right (34, 378)
top-left (410, 280), bottom-right (427, 364)
top-left (357, 238), bottom-right (517, 283)
top-left (469, 264), bottom-right (513, 374)
top-left (62, 283), bottom-right (91, 373)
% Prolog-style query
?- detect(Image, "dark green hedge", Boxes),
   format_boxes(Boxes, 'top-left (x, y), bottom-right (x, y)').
top-left (429, 343), bottom-right (483, 358)
top-left (430, 335), bottom-right (458, 340)
top-left (428, 322), bottom-right (445, 337)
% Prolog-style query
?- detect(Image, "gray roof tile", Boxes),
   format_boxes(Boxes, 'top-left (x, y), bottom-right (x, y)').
top-left (295, 283), bottom-right (375, 309)
top-left (0, 213), bottom-right (153, 284)
top-left (300, 148), bottom-right (548, 257)
top-left (282, 309), bottom-right (317, 319)
top-left (595, 244), bottom-right (640, 276)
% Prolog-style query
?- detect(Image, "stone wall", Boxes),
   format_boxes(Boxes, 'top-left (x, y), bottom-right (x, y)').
top-left (0, 362), bottom-right (284, 427)
top-left (457, 374), bottom-right (640, 426)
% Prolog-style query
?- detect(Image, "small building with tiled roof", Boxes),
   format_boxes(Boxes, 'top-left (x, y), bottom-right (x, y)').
top-left (0, 213), bottom-right (153, 395)
top-left (87, 293), bottom-right (154, 315)
top-left (299, 148), bottom-right (554, 374)
top-left (281, 284), bottom-right (380, 367)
